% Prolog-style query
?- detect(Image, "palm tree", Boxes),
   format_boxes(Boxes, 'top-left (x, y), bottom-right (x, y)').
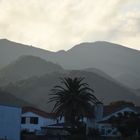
top-left (49, 77), bottom-right (100, 128)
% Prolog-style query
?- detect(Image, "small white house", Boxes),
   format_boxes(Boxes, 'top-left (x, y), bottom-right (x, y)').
top-left (87, 103), bottom-right (140, 137)
top-left (0, 104), bottom-right (21, 140)
top-left (21, 107), bottom-right (58, 133)
top-left (21, 104), bottom-right (140, 137)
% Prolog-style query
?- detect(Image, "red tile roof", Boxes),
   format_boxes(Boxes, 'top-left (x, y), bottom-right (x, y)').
top-left (22, 105), bottom-right (140, 119)
top-left (103, 105), bottom-right (140, 117)
top-left (22, 106), bottom-right (55, 119)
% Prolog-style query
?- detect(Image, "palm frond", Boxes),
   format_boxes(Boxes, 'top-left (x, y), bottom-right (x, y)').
top-left (48, 77), bottom-right (101, 123)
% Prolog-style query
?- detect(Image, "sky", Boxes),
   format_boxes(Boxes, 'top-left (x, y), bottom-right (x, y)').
top-left (0, 0), bottom-right (140, 51)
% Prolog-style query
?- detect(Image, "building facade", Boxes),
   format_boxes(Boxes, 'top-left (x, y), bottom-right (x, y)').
top-left (21, 107), bottom-right (60, 134)
top-left (21, 104), bottom-right (140, 137)
top-left (87, 103), bottom-right (140, 137)
top-left (0, 105), bottom-right (21, 140)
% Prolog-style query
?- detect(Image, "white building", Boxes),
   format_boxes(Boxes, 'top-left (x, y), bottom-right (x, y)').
top-left (0, 105), bottom-right (21, 140)
top-left (21, 106), bottom-right (59, 133)
top-left (87, 103), bottom-right (140, 137)
top-left (21, 104), bottom-right (140, 137)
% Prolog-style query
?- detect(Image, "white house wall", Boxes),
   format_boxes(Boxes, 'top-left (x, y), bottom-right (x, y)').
top-left (86, 107), bottom-right (138, 137)
top-left (0, 105), bottom-right (21, 140)
top-left (21, 112), bottom-right (57, 132)
top-left (97, 107), bottom-right (138, 137)
top-left (102, 107), bottom-right (137, 121)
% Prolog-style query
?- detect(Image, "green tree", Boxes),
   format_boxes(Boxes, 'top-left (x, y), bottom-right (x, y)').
top-left (49, 77), bottom-right (100, 137)
top-left (109, 100), bottom-right (135, 108)
top-left (109, 112), bottom-right (140, 138)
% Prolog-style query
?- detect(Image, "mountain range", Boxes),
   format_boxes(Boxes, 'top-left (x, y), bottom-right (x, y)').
top-left (0, 39), bottom-right (140, 89)
top-left (0, 88), bottom-right (32, 107)
top-left (0, 55), bottom-right (63, 86)
top-left (0, 39), bottom-right (140, 110)
top-left (3, 69), bottom-right (140, 112)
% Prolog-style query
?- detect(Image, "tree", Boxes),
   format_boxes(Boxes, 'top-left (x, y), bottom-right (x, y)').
top-left (109, 112), bottom-right (140, 138)
top-left (109, 100), bottom-right (135, 108)
top-left (49, 77), bottom-right (100, 135)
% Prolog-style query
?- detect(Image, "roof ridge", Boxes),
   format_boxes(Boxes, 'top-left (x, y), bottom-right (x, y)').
top-left (22, 106), bottom-right (55, 119)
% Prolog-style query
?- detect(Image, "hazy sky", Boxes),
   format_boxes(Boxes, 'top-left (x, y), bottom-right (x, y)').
top-left (0, 0), bottom-right (140, 51)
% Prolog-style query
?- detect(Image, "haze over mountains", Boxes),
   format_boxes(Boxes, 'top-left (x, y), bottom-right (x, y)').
top-left (0, 39), bottom-right (140, 110)
top-left (0, 55), bottom-right (63, 86)
top-left (0, 88), bottom-right (32, 107)
top-left (0, 39), bottom-right (140, 89)
top-left (0, 39), bottom-right (54, 70)
top-left (3, 70), bottom-right (140, 111)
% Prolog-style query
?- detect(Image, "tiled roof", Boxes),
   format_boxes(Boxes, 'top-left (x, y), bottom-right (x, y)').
top-left (103, 105), bottom-right (140, 117)
top-left (22, 106), bottom-right (55, 119)
top-left (98, 106), bottom-right (140, 124)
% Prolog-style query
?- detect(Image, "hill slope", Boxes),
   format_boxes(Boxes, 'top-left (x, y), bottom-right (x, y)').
top-left (3, 70), bottom-right (140, 112)
top-left (0, 39), bottom-right (140, 89)
top-left (0, 88), bottom-right (31, 107)
top-left (62, 41), bottom-right (140, 75)
top-left (0, 55), bottom-right (63, 86)
top-left (0, 39), bottom-right (54, 69)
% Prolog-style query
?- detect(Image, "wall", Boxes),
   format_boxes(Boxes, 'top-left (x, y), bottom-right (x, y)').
top-left (21, 112), bottom-right (57, 132)
top-left (97, 107), bottom-right (138, 137)
top-left (102, 107), bottom-right (137, 121)
top-left (95, 103), bottom-right (103, 121)
top-left (0, 105), bottom-right (21, 140)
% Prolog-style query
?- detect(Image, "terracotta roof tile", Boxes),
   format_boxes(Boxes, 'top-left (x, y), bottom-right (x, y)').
top-left (22, 106), bottom-right (56, 119)
top-left (103, 105), bottom-right (140, 117)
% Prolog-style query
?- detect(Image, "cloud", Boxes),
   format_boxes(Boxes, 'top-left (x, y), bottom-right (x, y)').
top-left (0, 0), bottom-right (139, 51)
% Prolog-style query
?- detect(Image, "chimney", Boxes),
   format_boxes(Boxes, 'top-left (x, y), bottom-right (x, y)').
top-left (94, 102), bottom-right (103, 121)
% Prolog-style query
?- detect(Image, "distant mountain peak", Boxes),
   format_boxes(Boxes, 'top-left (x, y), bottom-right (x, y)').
top-left (68, 41), bottom-right (117, 51)
top-left (0, 38), bottom-right (140, 89)
top-left (0, 38), bottom-right (8, 41)
top-left (56, 50), bottom-right (66, 54)
top-left (67, 41), bottom-right (140, 53)
top-left (17, 55), bottom-right (47, 61)
top-left (0, 55), bottom-right (63, 86)
top-left (0, 38), bottom-right (20, 43)
top-left (0, 38), bottom-right (12, 43)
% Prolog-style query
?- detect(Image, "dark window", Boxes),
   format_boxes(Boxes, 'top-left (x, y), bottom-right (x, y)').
top-left (101, 129), bottom-right (105, 135)
top-left (107, 129), bottom-right (111, 134)
top-left (113, 131), bottom-right (117, 135)
top-left (21, 117), bottom-right (26, 124)
top-left (57, 119), bottom-right (59, 124)
top-left (30, 117), bottom-right (38, 124)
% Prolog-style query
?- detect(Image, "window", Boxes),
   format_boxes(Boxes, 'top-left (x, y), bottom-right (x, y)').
top-left (21, 117), bottom-right (26, 124)
top-left (30, 117), bottom-right (38, 124)
top-left (57, 119), bottom-right (59, 124)
top-left (26, 117), bottom-right (30, 124)
top-left (113, 131), bottom-right (117, 135)
top-left (21, 117), bottom-right (30, 124)
top-left (101, 129), bottom-right (105, 135)
top-left (107, 129), bottom-right (111, 134)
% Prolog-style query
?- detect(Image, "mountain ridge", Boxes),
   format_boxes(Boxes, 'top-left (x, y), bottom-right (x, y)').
top-left (3, 70), bottom-right (140, 111)
top-left (68, 41), bottom-right (140, 52)
top-left (0, 39), bottom-right (140, 89)
top-left (0, 55), bottom-right (64, 86)
top-left (0, 88), bottom-right (32, 107)
top-left (0, 38), bottom-right (53, 53)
